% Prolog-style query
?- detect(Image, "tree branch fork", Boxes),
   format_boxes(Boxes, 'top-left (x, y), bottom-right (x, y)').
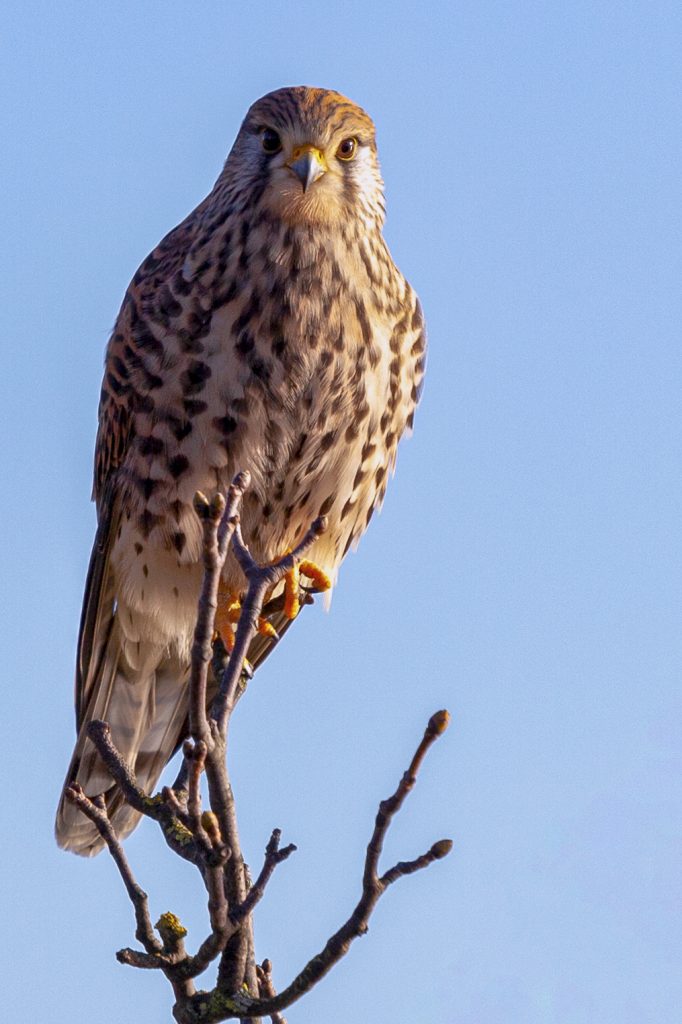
top-left (65, 471), bottom-right (452, 1023)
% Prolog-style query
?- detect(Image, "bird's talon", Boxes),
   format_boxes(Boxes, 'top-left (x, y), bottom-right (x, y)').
top-left (284, 562), bottom-right (301, 619)
top-left (281, 558), bottom-right (330, 619)
top-left (215, 587), bottom-right (241, 651)
top-left (257, 617), bottom-right (279, 640)
top-left (216, 626), bottom-right (236, 652)
top-left (216, 586), bottom-right (279, 645)
top-left (299, 560), bottom-right (332, 593)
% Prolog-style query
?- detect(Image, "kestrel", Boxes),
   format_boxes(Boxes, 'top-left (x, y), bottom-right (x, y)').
top-left (56, 86), bottom-right (426, 855)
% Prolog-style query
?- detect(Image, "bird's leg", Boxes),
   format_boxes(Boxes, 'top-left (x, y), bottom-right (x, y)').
top-left (214, 584), bottom-right (277, 652)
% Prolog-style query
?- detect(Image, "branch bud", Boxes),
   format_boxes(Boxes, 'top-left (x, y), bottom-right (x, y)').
top-left (209, 492), bottom-right (226, 518)
top-left (427, 709), bottom-right (451, 736)
top-left (193, 491), bottom-right (210, 517)
top-left (430, 839), bottom-right (453, 860)
top-left (201, 811), bottom-right (222, 844)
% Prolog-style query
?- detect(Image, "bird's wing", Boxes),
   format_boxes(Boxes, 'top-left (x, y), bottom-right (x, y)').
top-left (74, 481), bottom-right (121, 729)
top-left (75, 321), bottom-right (135, 729)
top-left (60, 215), bottom-right (206, 854)
top-left (76, 207), bottom-right (202, 727)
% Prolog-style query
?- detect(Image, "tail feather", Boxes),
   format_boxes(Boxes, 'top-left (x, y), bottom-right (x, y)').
top-left (55, 619), bottom-right (189, 856)
top-left (56, 553), bottom-right (304, 856)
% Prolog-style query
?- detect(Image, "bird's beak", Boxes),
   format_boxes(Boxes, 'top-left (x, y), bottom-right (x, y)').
top-left (286, 144), bottom-right (327, 191)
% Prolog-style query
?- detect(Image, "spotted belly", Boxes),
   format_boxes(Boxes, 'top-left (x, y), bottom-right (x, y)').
top-left (111, 385), bottom-right (391, 658)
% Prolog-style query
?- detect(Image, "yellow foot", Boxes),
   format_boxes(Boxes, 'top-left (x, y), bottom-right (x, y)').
top-left (284, 559), bottom-right (332, 620)
top-left (215, 586), bottom-right (279, 651)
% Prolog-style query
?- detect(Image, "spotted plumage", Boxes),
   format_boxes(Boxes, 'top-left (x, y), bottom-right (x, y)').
top-left (56, 86), bottom-right (426, 855)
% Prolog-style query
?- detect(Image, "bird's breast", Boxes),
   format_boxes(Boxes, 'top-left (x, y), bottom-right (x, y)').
top-left (112, 225), bottom-right (416, 638)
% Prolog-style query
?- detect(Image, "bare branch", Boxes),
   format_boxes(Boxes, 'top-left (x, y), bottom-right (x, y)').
top-left (182, 476), bottom-right (259, 1002)
top-left (213, 514), bottom-right (327, 730)
top-left (87, 720), bottom-right (201, 866)
top-left (364, 709), bottom-right (451, 887)
top-left (117, 947), bottom-right (166, 969)
top-left (64, 785), bottom-right (161, 956)
top-left (178, 828), bottom-right (294, 984)
top-left (162, 785), bottom-right (190, 822)
top-left (86, 720), bottom-right (150, 816)
top-left (256, 960), bottom-right (288, 1024)
top-left (189, 475), bottom-right (249, 745)
top-left (184, 738), bottom-right (214, 854)
top-left (380, 838), bottom-right (453, 887)
top-left (176, 710), bottom-right (452, 1022)
top-left (229, 829), bottom-right (297, 929)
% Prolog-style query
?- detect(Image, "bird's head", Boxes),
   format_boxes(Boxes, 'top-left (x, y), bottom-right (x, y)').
top-left (222, 86), bottom-right (385, 229)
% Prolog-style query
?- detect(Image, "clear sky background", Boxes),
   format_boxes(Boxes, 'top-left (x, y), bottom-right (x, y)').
top-left (1, 2), bottom-right (680, 1022)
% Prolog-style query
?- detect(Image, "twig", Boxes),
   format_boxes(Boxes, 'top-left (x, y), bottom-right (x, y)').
top-left (228, 829), bottom-right (297, 929)
top-left (212, 514), bottom-right (327, 730)
top-left (365, 709), bottom-right (451, 887)
top-left (256, 961), bottom-right (287, 1024)
top-left (64, 785), bottom-right (161, 956)
top-left (86, 720), bottom-right (200, 866)
top-left (184, 739), bottom-right (212, 852)
top-left (190, 475), bottom-right (249, 745)
top-left (162, 785), bottom-right (190, 823)
top-left (178, 829), bottom-right (294, 983)
top-left (86, 720), bottom-right (150, 816)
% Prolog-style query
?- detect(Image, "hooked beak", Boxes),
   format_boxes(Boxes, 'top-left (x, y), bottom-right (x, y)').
top-left (286, 144), bottom-right (326, 191)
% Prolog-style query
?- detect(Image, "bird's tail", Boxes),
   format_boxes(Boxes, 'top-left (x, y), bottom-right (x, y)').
top-left (55, 617), bottom-right (189, 857)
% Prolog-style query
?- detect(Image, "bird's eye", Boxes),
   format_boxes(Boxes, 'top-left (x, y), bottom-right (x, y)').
top-left (261, 128), bottom-right (282, 155)
top-left (337, 137), bottom-right (358, 161)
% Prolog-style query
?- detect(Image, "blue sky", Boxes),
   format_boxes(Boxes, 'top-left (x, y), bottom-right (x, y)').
top-left (1, 2), bottom-right (680, 1021)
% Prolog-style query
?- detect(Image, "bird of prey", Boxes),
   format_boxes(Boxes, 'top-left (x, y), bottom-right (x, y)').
top-left (56, 86), bottom-right (426, 855)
